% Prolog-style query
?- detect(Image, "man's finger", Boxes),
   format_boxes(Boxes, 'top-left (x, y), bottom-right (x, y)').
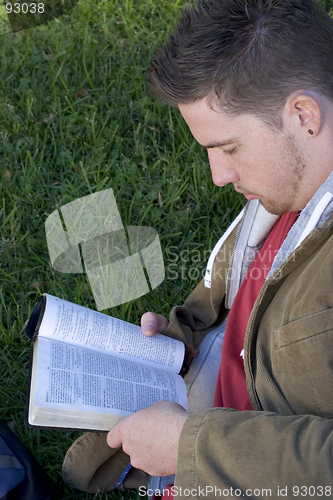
top-left (107, 423), bottom-right (123, 449)
top-left (141, 312), bottom-right (168, 336)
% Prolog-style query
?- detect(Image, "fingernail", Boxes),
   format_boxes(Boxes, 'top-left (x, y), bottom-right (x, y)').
top-left (142, 323), bottom-right (154, 333)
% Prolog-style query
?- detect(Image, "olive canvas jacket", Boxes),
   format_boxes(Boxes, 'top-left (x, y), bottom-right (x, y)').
top-left (163, 203), bottom-right (333, 498)
top-left (63, 182), bottom-right (333, 497)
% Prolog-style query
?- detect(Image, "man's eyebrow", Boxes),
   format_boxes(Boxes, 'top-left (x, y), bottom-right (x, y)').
top-left (200, 138), bottom-right (239, 149)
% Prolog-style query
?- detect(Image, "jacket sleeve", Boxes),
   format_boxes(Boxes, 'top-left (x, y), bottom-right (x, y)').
top-left (176, 407), bottom-right (333, 499)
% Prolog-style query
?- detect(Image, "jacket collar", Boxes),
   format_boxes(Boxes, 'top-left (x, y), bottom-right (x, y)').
top-left (268, 170), bottom-right (333, 278)
top-left (205, 170), bottom-right (333, 310)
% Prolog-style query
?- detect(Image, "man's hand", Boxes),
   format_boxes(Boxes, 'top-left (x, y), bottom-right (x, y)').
top-left (107, 401), bottom-right (189, 476)
top-left (141, 311), bottom-right (168, 337)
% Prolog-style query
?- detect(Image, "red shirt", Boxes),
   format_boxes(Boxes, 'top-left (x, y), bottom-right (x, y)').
top-left (213, 211), bottom-right (300, 410)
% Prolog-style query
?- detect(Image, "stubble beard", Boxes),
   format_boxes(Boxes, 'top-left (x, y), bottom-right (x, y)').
top-left (258, 133), bottom-right (306, 216)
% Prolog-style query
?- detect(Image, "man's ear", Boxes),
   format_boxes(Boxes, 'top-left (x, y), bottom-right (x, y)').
top-left (285, 93), bottom-right (322, 137)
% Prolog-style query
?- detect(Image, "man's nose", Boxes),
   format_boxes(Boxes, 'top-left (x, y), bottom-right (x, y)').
top-left (207, 149), bottom-right (239, 187)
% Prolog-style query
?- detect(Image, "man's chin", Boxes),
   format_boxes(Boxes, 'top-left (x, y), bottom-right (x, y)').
top-left (259, 198), bottom-right (292, 216)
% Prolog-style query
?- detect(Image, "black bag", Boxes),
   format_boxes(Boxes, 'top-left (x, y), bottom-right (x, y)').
top-left (0, 419), bottom-right (53, 500)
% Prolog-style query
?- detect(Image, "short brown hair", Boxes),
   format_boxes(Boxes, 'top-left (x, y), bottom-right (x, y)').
top-left (148, 0), bottom-right (333, 128)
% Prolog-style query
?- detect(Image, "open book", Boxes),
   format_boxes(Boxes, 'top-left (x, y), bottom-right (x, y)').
top-left (25, 294), bottom-right (187, 431)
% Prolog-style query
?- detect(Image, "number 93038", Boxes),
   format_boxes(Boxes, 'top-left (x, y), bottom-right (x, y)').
top-left (5, 3), bottom-right (44, 14)
top-left (293, 485), bottom-right (332, 496)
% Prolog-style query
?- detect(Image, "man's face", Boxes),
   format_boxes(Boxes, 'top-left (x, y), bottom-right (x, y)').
top-left (179, 98), bottom-right (310, 215)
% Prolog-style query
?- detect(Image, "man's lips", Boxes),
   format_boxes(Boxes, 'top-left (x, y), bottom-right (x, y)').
top-left (243, 193), bottom-right (259, 201)
top-left (235, 189), bottom-right (258, 201)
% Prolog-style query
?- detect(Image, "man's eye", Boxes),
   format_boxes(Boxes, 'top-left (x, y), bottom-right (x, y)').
top-left (224, 147), bottom-right (237, 155)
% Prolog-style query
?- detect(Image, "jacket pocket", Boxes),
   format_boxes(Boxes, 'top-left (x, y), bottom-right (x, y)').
top-left (273, 308), bottom-right (333, 417)
top-left (276, 308), bottom-right (333, 348)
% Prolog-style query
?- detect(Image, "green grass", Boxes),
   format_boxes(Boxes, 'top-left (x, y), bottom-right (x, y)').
top-left (1, 0), bottom-right (332, 498)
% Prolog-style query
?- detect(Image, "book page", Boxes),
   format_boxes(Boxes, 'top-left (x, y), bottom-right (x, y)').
top-left (38, 294), bottom-right (184, 373)
top-left (31, 337), bottom-right (187, 424)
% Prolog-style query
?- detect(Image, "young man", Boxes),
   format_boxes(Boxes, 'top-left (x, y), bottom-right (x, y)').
top-left (63, 0), bottom-right (333, 497)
